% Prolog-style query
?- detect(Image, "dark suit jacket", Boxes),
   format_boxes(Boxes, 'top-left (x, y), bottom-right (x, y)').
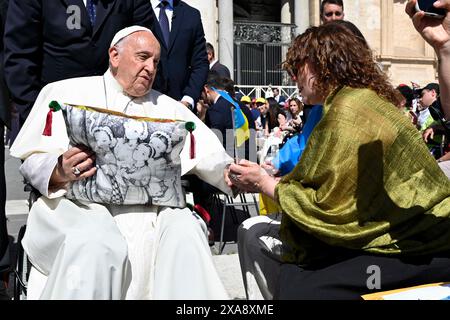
top-left (151, 0), bottom-right (208, 105)
top-left (3, 0), bottom-right (153, 125)
top-left (205, 96), bottom-right (255, 160)
top-left (0, 0), bottom-right (8, 128)
top-left (0, 0), bottom-right (9, 275)
top-left (275, 95), bottom-right (286, 105)
top-left (211, 60), bottom-right (231, 79)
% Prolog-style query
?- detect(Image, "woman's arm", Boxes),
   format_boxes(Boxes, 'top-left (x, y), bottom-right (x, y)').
top-left (225, 160), bottom-right (280, 200)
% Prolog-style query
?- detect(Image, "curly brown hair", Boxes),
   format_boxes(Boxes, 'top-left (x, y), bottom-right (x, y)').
top-left (283, 22), bottom-right (402, 107)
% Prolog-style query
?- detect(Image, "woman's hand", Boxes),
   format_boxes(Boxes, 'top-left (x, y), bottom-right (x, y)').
top-left (227, 160), bottom-right (279, 199)
top-left (51, 145), bottom-right (97, 187)
top-left (261, 161), bottom-right (279, 176)
top-left (228, 160), bottom-right (267, 193)
top-left (406, 0), bottom-right (450, 52)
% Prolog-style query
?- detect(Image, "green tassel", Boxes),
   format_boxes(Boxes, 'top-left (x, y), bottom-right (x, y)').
top-left (185, 121), bottom-right (196, 132)
top-left (49, 100), bottom-right (61, 112)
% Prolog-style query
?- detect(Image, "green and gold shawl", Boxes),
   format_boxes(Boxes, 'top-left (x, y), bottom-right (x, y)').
top-left (275, 86), bottom-right (450, 266)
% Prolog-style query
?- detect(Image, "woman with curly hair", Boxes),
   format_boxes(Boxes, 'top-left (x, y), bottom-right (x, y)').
top-left (226, 21), bottom-right (450, 299)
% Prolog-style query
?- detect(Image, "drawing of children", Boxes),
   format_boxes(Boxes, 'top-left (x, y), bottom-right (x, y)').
top-left (90, 126), bottom-right (120, 203)
top-left (152, 171), bottom-right (184, 206)
top-left (114, 119), bottom-right (149, 197)
top-left (148, 131), bottom-right (171, 177)
top-left (122, 143), bottom-right (153, 203)
top-left (146, 131), bottom-right (183, 206)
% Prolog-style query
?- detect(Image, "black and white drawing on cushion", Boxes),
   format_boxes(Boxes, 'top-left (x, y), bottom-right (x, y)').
top-left (60, 103), bottom-right (188, 207)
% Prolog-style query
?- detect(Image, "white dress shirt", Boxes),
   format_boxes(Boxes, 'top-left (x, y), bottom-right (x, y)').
top-left (151, 0), bottom-right (174, 30)
top-left (150, 0), bottom-right (194, 107)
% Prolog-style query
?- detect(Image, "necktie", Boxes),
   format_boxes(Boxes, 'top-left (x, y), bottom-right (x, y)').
top-left (159, 1), bottom-right (170, 46)
top-left (86, 0), bottom-right (97, 27)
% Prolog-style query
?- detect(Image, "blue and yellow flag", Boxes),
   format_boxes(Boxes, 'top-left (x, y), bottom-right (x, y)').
top-left (272, 105), bottom-right (323, 175)
top-left (212, 88), bottom-right (250, 147)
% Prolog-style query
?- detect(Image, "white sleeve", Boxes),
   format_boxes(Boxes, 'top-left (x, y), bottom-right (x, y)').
top-left (10, 82), bottom-right (69, 160)
top-left (175, 100), bottom-right (233, 195)
top-left (19, 153), bottom-right (68, 199)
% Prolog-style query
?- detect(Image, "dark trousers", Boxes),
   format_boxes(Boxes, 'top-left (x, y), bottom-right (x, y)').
top-left (239, 215), bottom-right (450, 300)
top-left (277, 253), bottom-right (450, 300)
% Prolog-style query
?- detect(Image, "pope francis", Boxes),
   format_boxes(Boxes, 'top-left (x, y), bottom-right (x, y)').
top-left (10, 26), bottom-right (233, 300)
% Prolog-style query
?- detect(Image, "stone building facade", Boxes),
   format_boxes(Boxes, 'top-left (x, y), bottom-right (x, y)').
top-left (186, 0), bottom-right (438, 88)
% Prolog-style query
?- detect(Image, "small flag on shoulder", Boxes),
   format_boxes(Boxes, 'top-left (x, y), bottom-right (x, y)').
top-left (212, 88), bottom-right (250, 147)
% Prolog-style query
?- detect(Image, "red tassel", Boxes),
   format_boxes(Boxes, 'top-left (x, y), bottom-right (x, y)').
top-left (193, 204), bottom-right (211, 224)
top-left (190, 132), bottom-right (196, 159)
top-left (185, 121), bottom-right (196, 159)
top-left (42, 101), bottom-right (62, 136)
top-left (42, 109), bottom-right (53, 136)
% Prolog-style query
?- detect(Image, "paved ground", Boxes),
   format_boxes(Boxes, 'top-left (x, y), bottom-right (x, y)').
top-left (4, 147), bottom-right (255, 300)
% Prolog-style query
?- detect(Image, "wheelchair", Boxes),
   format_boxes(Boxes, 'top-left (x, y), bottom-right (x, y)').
top-left (13, 183), bottom-right (40, 300)
top-left (12, 178), bottom-right (214, 299)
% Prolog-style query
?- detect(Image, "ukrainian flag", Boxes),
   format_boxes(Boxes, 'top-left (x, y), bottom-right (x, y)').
top-left (212, 88), bottom-right (250, 147)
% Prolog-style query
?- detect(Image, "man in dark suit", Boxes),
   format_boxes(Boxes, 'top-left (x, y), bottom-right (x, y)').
top-left (0, 0), bottom-right (10, 299)
top-left (3, 0), bottom-right (153, 127)
top-left (189, 72), bottom-right (254, 230)
top-left (272, 87), bottom-right (286, 106)
top-left (203, 72), bottom-right (255, 161)
top-left (206, 42), bottom-right (231, 79)
top-left (150, 0), bottom-right (208, 111)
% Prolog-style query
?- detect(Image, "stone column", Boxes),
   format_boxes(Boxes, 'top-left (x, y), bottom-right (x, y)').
top-left (281, 1), bottom-right (292, 45)
top-left (218, 0), bottom-right (234, 77)
top-left (281, 0), bottom-right (292, 86)
top-left (187, 0), bottom-right (216, 48)
top-left (281, 0), bottom-right (291, 24)
top-left (294, 0), bottom-right (310, 36)
top-left (379, 0), bottom-right (393, 77)
top-left (380, 0), bottom-right (393, 57)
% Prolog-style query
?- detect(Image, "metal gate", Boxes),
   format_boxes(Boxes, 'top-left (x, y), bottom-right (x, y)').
top-left (233, 21), bottom-right (296, 87)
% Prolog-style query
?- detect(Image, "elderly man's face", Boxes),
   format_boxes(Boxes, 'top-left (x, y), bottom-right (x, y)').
top-left (109, 31), bottom-right (161, 97)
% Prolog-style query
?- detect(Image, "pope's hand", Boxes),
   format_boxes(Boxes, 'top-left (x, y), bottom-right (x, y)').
top-left (224, 163), bottom-right (233, 188)
top-left (51, 145), bottom-right (97, 186)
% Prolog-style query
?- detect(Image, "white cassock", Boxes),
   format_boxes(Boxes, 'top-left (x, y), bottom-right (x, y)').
top-left (10, 70), bottom-right (233, 300)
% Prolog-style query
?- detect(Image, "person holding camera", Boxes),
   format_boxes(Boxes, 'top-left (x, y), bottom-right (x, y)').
top-left (416, 83), bottom-right (440, 131)
top-left (406, 0), bottom-right (450, 119)
top-left (407, 0), bottom-right (450, 178)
